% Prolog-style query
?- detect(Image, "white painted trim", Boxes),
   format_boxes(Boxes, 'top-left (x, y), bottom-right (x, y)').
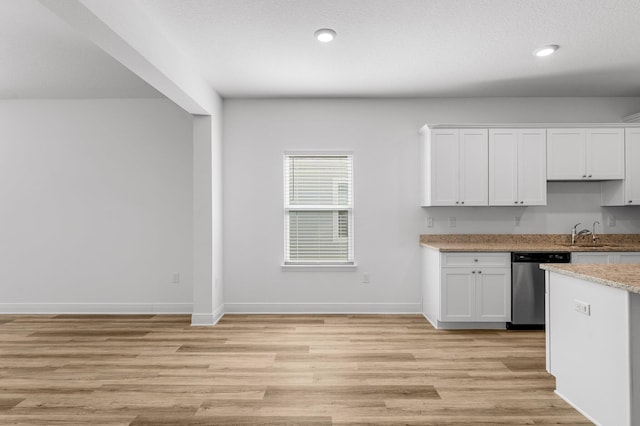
top-left (422, 313), bottom-right (507, 330)
top-left (423, 312), bottom-right (438, 328)
top-left (281, 264), bottom-right (358, 272)
top-left (224, 303), bottom-right (421, 314)
top-left (191, 304), bottom-right (225, 326)
top-left (431, 321), bottom-right (506, 330)
top-left (0, 303), bottom-right (192, 314)
top-left (283, 150), bottom-right (354, 156)
top-left (554, 390), bottom-right (604, 426)
top-left (623, 112), bottom-right (640, 123)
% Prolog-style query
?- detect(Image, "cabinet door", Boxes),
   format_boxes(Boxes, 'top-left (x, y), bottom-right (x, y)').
top-left (571, 253), bottom-right (610, 264)
top-left (429, 129), bottom-right (460, 206)
top-left (518, 129), bottom-right (547, 205)
top-left (475, 268), bottom-right (511, 322)
top-left (625, 128), bottom-right (640, 204)
top-left (587, 129), bottom-right (624, 180)
top-left (489, 129), bottom-right (518, 206)
top-left (614, 253), bottom-right (640, 264)
top-left (459, 129), bottom-right (488, 205)
top-left (442, 252), bottom-right (510, 268)
top-left (547, 129), bottom-right (586, 180)
top-left (441, 269), bottom-right (475, 321)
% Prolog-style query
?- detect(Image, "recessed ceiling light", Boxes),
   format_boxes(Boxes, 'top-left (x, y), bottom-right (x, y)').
top-left (533, 45), bottom-right (559, 57)
top-left (314, 28), bottom-right (336, 43)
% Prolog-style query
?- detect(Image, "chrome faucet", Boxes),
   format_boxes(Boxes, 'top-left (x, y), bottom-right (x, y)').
top-left (571, 222), bottom-right (591, 245)
top-left (592, 220), bottom-right (600, 244)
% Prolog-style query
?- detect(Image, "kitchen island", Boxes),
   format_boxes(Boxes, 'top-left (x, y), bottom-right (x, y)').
top-left (542, 263), bottom-right (640, 426)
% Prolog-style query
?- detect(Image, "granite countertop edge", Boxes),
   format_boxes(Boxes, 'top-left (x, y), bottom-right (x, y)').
top-left (541, 264), bottom-right (640, 295)
top-left (419, 242), bottom-right (640, 252)
top-left (419, 234), bottom-right (640, 252)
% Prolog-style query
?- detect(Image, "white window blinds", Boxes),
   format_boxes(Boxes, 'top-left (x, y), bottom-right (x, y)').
top-left (284, 154), bottom-right (354, 265)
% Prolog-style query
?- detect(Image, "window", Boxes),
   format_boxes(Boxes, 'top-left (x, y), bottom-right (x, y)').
top-left (284, 154), bottom-right (354, 265)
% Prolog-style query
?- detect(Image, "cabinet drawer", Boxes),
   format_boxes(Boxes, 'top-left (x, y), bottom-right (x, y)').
top-left (442, 253), bottom-right (510, 268)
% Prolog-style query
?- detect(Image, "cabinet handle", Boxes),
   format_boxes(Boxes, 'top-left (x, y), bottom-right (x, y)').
top-left (474, 259), bottom-right (478, 262)
top-left (472, 271), bottom-right (476, 274)
top-left (455, 201), bottom-right (459, 204)
top-left (514, 201), bottom-right (518, 204)
top-left (582, 175), bottom-right (587, 178)
top-left (630, 200), bottom-right (633, 204)
top-left (461, 201), bottom-right (465, 204)
top-left (520, 201), bottom-right (524, 204)
top-left (588, 174), bottom-right (592, 178)
top-left (478, 271), bottom-right (482, 274)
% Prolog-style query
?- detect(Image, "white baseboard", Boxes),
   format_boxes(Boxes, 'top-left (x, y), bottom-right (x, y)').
top-left (0, 303), bottom-right (192, 314)
top-left (422, 313), bottom-right (506, 330)
top-left (554, 390), bottom-right (603, 426)
top-left (224, 302), bottom-right (421, 314)
top-left (423, 312), bottom-right (437, 328)
top-left (191, 304), bottom-right (225, 326)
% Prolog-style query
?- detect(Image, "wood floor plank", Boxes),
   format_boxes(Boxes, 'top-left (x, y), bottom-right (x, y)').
top-left (0, 314), bottom-right (590, 425)
top-left (263, 385), bottom-right (440, 400)
top-left (177, 344), bottom-right (309, 353)
top-left (275, 353), bottom-right (416, 362)
top-left (0, 398), bottom-right (24, 410)
top-left (131, 415), bottom-right (333, 425)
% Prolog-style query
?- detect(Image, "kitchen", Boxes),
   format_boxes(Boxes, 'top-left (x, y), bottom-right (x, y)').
top-left (2, 1), bottom-right (640, 425)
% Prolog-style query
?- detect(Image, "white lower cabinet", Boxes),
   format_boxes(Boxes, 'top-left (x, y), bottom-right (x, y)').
top-left (476, 269), bottom-right (512, 321)
top-left (572, 252), bottom-right (640, 264)
top-left (441, 269), bottom-right (475, 321)
top-left (571, 252), bottom-right (610, 264)
top-left (423, 249), bottom-right (511, 329)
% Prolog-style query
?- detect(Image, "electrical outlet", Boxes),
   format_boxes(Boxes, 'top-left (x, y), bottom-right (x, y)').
top-left (172, 273), bottom-right (180, 284)
top-left (426, 216), bottom-right (433, 228)
top-left (608, 215), bottom-right (616, 227)
top-left (574, 299), bottom-right (590, 316)
top-left (448, 217), bottom-right (456, 228)
top-left (362, 273), bottom-right (370, 284)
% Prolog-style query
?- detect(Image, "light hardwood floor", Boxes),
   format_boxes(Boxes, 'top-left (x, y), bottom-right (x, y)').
top-left (0, 314), bottom-right (590, 425)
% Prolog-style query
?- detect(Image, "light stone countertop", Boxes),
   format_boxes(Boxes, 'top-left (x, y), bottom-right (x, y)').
top-left (541, 263), bottom-right (640, 295)
top-left (419, 234), bottom-right (640, 253)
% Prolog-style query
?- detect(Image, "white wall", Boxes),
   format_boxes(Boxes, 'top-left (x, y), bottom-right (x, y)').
top-left (223, 97), bottom-right (640, 313)
top-left (0, 99), bottom-right (194, 313)
top-left (192, 100), bottom-right (225, 325)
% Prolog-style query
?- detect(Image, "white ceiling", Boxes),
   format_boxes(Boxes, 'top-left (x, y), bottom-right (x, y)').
top-left (0, 0), bottom-right (161, 98)
top-left (3, 0), bottom-right (640, 99)
top-left (134, 0), bottom-right (640, 97)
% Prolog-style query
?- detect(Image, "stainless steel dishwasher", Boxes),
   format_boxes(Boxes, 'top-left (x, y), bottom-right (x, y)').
top-left (508, 252), bottom-right (571, 330)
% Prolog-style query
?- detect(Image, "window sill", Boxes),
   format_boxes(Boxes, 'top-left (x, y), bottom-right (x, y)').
top-left (281, 264), bottom-right (358, 272)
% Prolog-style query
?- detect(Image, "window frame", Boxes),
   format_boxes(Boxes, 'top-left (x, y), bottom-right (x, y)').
top-left (282, 151), bottom-right (356, 270)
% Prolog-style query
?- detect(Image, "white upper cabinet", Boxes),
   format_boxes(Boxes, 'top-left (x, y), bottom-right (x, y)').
top-left (489, 129), bottom-right (546, 206)
top-left (547, 128), bottom-right (624, 180)
top-left (421, 128), bottom-right (488, 206)
top-left (602, 128), bottom-right (640, 206)
top-left (547, 129), bottom-right (585, 180)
